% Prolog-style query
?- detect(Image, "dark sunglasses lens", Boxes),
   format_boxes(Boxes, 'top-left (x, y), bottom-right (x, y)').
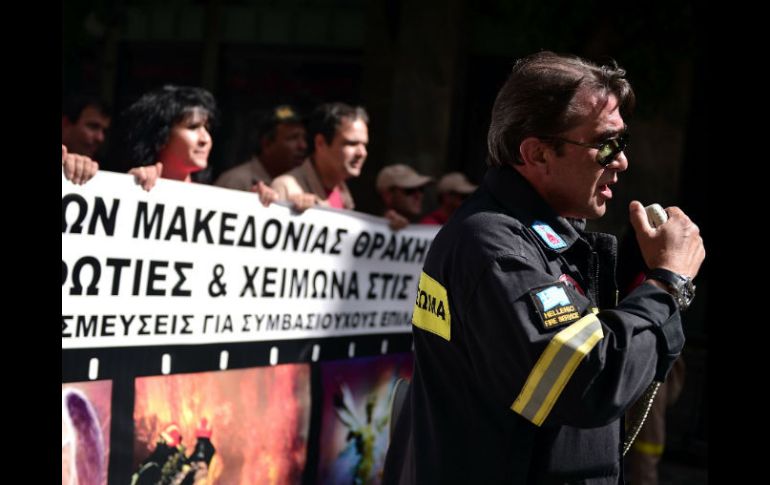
top-left (597, 136), bottom-right (627, 166)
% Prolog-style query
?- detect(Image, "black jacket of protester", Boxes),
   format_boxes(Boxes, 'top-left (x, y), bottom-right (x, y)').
top-left (383, 165), bottom-right (683, 485)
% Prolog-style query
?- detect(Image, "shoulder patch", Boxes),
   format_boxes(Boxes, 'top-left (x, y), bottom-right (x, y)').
top-left (531, 221), bottom-right (567, 249)
top-left (412, 271), bottom-right (451, 340)
top-left (529, 282), bottom-right (582, 330)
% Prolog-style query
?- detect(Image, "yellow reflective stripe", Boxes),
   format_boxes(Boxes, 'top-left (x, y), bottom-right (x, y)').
top-left (411, 272), bottom-right (451, 341)
top-left (511, 313), bottom-right (604, 426)
top-left (531, 324), bottom-right (603, 425)
top-left (632, 440), bottom-right (664, 456)
top-left (512, 314), bottom-right (597, 412)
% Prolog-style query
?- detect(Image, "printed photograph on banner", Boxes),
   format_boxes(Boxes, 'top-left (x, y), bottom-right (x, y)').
top-left (62, 380), bottom-right (113, 485)
top-left (132, 365), bottom-right (311, 484)
top-left (317, 353), bottom-right (414, 485)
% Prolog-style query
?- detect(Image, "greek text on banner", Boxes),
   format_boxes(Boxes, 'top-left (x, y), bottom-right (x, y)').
top-left (62, 171), bottom-right (438, 349)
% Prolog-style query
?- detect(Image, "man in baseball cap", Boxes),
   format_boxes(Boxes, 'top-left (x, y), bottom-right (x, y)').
top-left (376, 164), bottom-right (434, 228)
top-left (216, 104), bottom-right (307, 191)
top-left (420, 172), bottom-right (477, 225)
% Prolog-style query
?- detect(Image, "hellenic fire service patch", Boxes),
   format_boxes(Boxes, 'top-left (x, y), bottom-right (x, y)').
top-left (530, 282), bottom-right (582, 330)
top-left (531, 221), bottom-right (567, 250)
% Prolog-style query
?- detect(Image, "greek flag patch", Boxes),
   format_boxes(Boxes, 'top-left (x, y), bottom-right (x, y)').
top-left (536, 286), bottom-right (570, 311)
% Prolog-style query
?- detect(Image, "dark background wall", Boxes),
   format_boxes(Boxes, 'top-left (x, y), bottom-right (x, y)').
top-left (63, 0), bottom-right (708, 469)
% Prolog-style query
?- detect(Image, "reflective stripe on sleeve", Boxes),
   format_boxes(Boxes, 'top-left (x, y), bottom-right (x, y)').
top-left (632, 440), bottom-right (664, 456)
top-left (511, 313), bottom-right (604, 426)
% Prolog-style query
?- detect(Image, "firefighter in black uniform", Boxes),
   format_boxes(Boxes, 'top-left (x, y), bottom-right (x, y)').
top-left (383, 51), bottom-right (705, 485)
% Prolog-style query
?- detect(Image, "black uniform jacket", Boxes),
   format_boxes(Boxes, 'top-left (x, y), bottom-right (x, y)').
top-left (384, 165), bottom-right (683, 485)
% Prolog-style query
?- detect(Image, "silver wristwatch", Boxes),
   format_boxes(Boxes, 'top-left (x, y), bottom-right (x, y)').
top-left (647, 268), bottom-right (696, 312)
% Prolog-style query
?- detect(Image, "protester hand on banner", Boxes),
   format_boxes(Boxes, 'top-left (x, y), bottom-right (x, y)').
top-left (129, 162), bottom-right (164, 192)
top-left (62, 144), bottom-right (99, 185)
top-left (62, 144), bottom-right (162, 191)
top-left (287, 192), bottom-right (320, 213)
top-left (251, 180), bottom-right (280, 207)
top-left (384, 209), bottom-right (410, 231)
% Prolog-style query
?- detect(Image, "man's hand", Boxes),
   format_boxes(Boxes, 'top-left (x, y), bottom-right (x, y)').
top-left (384, 209), bottom-right (409, 231)
top-left (62, 145), bottom-right (99, 185)
top-left (287, 193), bottom-right (319, 213)
top-left (128, 162), bottom-right (163, 191)
top-left (251, 181), bottom-right (280, 207)
top-left (629, 200), bottom-right (705, 278)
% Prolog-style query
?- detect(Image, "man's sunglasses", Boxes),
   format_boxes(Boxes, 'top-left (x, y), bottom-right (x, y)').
top-left (540, 132), bottom-right (629, 167)
top-left (395, 186), bottom-right (424, 196)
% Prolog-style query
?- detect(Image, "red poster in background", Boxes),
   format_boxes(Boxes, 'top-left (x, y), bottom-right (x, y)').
top-left (132, 365), bottom-right (311, 484)
top-left (62, 380), bottom-right (113, 485)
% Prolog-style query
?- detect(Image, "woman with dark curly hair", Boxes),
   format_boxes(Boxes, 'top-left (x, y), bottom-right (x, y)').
top-left (109, 85), bottom-right (217, 184)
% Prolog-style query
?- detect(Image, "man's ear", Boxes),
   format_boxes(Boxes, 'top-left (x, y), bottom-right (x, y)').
top-left (314, 133), bottom-right (327, 152)
top-left (519, 137), bottom-right (549, 167)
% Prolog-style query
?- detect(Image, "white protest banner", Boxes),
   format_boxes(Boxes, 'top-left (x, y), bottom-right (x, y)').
top-left (62, 171), bottom-right (439, 349)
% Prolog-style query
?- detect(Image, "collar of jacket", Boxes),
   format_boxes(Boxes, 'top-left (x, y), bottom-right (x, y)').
top-left (300, 158), bottom-right (355, 210)
top-left (482, 164), bottom-right (585, 253)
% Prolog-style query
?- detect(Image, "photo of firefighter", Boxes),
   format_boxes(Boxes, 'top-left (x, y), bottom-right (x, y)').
top-left (132, 365), bottom-right (311, 484)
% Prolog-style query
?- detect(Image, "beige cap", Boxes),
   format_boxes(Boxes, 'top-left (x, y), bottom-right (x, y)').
top-left (376, 164), bottom-right (433, 193)
top-left (437, 172), bottom-right (477, 194)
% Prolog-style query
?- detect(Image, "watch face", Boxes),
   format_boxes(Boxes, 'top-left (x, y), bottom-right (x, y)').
top-left (677, 279), bottom-right (695, 311)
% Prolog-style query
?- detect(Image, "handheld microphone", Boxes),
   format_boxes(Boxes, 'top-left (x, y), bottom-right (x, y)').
top-left (644, 203), bottom-right (668, 228)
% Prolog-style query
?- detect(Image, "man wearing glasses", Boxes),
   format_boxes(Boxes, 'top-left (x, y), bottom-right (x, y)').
top-left (384, 51), bottom-right (705, 484)
top-left (376, 164), bottom-right (434, 229)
